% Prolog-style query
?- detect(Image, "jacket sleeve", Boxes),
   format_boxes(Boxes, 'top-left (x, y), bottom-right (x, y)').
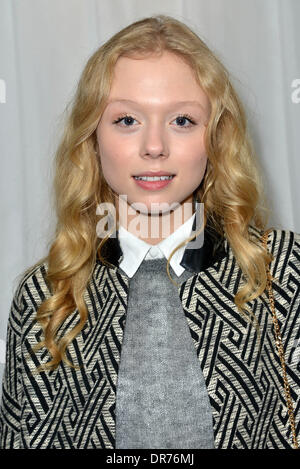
top-left (0, 281), bottom-right (24, 449)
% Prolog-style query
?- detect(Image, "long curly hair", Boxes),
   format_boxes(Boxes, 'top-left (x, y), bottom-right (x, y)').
top-left (31, 14), bottom-right (273, 371)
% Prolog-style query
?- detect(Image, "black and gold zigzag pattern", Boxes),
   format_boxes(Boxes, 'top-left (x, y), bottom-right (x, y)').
top-left (0, 228), bottom-right (299, 448)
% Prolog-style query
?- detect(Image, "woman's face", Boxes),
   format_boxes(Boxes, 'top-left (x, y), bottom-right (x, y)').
top-left (96, 50), bottom-right (211, 216)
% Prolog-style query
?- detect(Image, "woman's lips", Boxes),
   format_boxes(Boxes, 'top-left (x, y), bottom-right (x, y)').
top-left (132, 175), bottom-right (175, 191)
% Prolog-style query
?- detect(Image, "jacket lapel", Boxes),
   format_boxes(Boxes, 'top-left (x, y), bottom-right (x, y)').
top-left (97, 206), bottom-right (228, 274)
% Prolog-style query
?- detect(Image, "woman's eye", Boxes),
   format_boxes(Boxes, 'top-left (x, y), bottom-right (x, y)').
top-left (112, 114), bottom-right (196, 128)
top-left (113, 115), bottom-right (137, 127)
top-left (173, 115), bottom-right (196, 127)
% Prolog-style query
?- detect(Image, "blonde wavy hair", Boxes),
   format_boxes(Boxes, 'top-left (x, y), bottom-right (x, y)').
top-left (32, 14), bottom-right (273, 371)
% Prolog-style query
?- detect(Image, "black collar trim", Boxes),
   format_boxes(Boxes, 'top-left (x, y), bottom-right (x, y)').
top-left (97, 212), bottom-right (227, 274)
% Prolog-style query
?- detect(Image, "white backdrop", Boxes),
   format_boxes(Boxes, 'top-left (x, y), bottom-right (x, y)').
top-left (0, 0), bottom-right (300, 391)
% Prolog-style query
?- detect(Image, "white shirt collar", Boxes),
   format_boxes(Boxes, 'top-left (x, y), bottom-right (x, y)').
top-left (118, 212), bottom-right (196, 278)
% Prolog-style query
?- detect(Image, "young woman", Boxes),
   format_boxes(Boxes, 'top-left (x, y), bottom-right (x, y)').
top-left (0, 15), bottom-right (299, 450)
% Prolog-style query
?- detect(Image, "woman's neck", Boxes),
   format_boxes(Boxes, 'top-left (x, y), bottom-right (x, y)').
top-left (117, 198), bottom-right (196, 245)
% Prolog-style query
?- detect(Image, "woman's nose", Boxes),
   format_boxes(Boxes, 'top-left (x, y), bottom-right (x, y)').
top-left (140, 123), bottom-right (169, 159)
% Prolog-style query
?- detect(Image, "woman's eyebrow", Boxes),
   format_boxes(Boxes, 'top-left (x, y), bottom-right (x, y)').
top-left (107, 98), bottom-right (205, 111)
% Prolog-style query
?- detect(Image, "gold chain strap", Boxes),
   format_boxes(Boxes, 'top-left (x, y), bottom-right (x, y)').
top-left (261, 228), bottom-right (299, 449)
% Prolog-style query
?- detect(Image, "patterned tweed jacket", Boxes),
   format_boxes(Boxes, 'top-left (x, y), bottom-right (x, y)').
top-left (0, 224), bottom-right (299, 449)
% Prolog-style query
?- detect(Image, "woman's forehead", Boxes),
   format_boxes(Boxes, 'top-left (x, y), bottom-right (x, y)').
top-left (108, 53), bottom-right (210, 114)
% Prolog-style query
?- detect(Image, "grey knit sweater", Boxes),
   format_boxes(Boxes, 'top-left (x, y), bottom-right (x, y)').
top-left (115, 257), bottom-right (214, 449)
